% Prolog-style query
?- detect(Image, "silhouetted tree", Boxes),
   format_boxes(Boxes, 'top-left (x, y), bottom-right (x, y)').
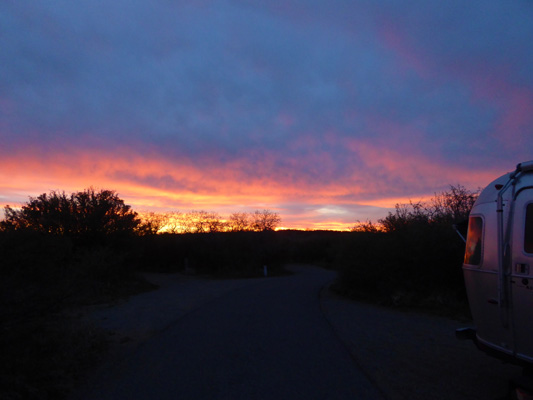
top-left (174, 210), bottom-right (225, 233)
top-left (137, 211), bottom-right (169, 235)
top-left (1, 188), bottom-right (140, 241)
top-left (228, 212), bottom-right (251, 232)
top-left (379, 185), bottom-right (479, 232)
top-left (205, 212), bottom-right (225, 232)
top-left (251, 209), bottom-right (281, 231)
top-left (379, 201), bottom-right (428, 232)
top-left (428, 184), bottom-right (480, 224)
top-left (351, 219), bottom-right (382, 233)
top-left (163, 211), bottom-right (184, 234)
top-left (2, 190), bottom-right (74, 234)
top-left (181, 211), bottom-right (205, 233)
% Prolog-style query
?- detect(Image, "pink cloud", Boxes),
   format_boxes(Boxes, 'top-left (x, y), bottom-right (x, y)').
top-left (0, 145), bottom-right (344, 206)
top-left (378, 23), bottom-right (431, 78)
top-left (0, 134), bottom-right (508, 229)
top-left (344, 136), bottom-right (499, 201)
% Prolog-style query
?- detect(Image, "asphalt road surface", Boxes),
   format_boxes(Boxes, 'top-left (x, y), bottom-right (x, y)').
top-left (75, 267), bottom-right (383, 399)
top-left (73, 266), bottom-right (523, 400)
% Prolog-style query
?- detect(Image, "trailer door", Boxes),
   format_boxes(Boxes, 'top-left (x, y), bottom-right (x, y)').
top-left (511, 190), bottom-right (533, 363)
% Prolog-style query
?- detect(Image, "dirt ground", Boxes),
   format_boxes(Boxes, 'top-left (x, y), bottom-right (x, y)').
top-left (321, 287), bottom-right (523, 400)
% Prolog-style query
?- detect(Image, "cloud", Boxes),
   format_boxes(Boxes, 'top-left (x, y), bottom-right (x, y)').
top-left (1, 0), bottom-right (532, 228)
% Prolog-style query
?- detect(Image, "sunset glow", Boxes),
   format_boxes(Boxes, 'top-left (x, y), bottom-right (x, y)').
top-left (1, 1), bottom-right (532, 230)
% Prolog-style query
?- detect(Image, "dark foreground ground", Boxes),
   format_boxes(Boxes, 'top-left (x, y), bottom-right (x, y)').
top-left (69, 265), bottom-right (522, 400)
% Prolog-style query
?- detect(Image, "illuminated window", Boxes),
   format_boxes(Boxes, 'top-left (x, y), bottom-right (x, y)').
top-left (525, 204), bottom-right (533, 253)
top-left (465, 216), bottom-right (483, 265)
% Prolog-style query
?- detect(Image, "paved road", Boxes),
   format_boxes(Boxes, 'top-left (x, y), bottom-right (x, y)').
top-left (73, 265), bottom-right (524, 400)
top-left (75, 266), bottom-right (384, 399)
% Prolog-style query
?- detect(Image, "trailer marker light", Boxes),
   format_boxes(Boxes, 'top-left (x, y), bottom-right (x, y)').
top-left (519, 161), bottom-right (533, 172)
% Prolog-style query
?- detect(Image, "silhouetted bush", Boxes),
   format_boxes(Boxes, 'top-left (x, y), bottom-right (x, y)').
top-left (127, 231), bottom-right (289, 277)
top-left (333, 186), bottom-right (477, 317)
top-left (333, 227), bottom-right (466, 307)
top-left (1, 188), bottom-right (140, 245)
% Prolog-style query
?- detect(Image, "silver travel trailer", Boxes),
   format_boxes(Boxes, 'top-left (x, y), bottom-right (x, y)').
top-left (458, 161), bottom-right (533, 372)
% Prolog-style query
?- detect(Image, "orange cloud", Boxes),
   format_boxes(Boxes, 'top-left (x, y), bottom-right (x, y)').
top-left (0, 141), bottom-right (503, 229)
top-left (0, 146), bottom-right (336, 205)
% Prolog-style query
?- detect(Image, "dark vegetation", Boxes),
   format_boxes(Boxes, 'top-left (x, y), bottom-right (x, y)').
top-left (333, 184), bottom-right (478, 318)
top-left (0, 189), bottom-right (152, 400)
top-left (0, 185), bottom-right (477, 399)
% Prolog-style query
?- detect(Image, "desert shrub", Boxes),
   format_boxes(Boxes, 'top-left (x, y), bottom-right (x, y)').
top-left (0, 188), bottom-right (143, 301)
top-left (334, 226), bottom-right (467, 314)
top-left (127, 231), bottom-right (289, 277)
top-left (191, 231), bottom-right (286, 276)
top-left (333, 186), bottom-right (477, 316)
top-left (273, 230), bottom-right (345, 266)
top-left (1, 188), bottom-right (140, 245)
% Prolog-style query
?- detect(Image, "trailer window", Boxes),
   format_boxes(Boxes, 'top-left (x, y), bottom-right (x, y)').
top-left (525, 204), bottom-right (533, 253)
top-left (465, 216), bottom-right (483, 265)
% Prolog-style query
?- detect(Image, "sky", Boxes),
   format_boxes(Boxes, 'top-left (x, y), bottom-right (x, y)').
top-left (1, 1), bottom-right (533, 230)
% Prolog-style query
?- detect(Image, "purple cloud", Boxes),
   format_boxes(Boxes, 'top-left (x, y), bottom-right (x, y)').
top-left (1, 0), bottom-right (532, 228)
